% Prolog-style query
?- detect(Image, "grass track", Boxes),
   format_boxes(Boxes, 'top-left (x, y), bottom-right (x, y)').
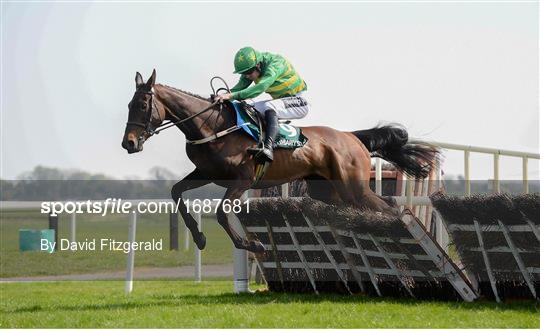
top-left (1, 281), bottom-right (539, 328)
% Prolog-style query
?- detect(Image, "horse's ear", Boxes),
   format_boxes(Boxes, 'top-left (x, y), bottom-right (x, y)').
top-left (135, 72), bottom-right (144, 87)
top-left (146, 69), bottom-right (156, 88)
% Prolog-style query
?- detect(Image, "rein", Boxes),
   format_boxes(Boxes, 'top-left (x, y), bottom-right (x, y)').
top-left (125, 88), bottom-right (220, 142)
top-left (126, 79), bottom-right (271, 185)
top-left (126, 77), bottom-right (246, 145)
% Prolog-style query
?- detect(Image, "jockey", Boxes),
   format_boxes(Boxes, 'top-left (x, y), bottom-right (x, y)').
top-left (215, 46), bottom-right (310, 163)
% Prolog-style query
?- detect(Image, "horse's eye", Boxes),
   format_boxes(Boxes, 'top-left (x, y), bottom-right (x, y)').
top-left (141, 103), bottom-right (147, 109)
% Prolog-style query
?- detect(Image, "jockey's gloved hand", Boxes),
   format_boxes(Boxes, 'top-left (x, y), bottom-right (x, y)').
top-left (215, 93), bottom-right (232, 103)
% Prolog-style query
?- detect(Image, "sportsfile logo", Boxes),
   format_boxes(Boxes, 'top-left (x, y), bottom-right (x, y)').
top-left (40, 198), bottom-right (250, 216)
top-left (41, 199), bottom-right (145, 216)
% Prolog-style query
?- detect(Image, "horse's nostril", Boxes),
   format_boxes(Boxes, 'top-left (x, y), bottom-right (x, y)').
top-left (127, 140), bottom-right (135, 150)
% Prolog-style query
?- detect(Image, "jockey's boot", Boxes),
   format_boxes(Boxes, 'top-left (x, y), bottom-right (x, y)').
top-left (247, 109), bottom-right (278, 163)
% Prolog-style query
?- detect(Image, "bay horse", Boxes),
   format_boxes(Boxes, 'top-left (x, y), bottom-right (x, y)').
top-left (121, 70), bottom-right (439, 252)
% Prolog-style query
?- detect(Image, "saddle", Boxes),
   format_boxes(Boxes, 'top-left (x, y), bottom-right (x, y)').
top-left (228, 100), bottom-right (308, 150)
top-left (209, 79), bottom-right (305, 150)
top-left (238, 101), bottom-right (266, 151)
top-left (226, 100), bottom-right (309, 185)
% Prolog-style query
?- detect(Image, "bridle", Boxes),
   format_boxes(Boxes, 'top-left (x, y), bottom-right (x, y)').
top-left (125, 88), bottom-right (219, 144)
top-left (125, 90), bottom-right (161, 140)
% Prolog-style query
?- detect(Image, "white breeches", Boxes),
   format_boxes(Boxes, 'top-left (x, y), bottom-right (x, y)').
top-left (245, 91), bottom-right (310, 119)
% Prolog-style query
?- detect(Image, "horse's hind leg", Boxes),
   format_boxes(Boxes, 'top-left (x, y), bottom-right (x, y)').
top-left (327, 150), bottom-right (395, 213)
top-left (304, 175), bottom-right (343, 205)
top-left (171, 169), bottom-right (210, 250)
top-left (345, 174), bottom-right (399, 214)
top-left (338, 175), bottom-right (395, 213)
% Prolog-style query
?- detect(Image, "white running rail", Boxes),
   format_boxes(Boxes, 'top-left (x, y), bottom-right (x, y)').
top-left (409, 139), bottom-right (540, 195)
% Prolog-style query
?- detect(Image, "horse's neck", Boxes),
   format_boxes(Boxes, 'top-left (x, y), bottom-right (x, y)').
top-left (155, 85), bottom-right (232, 140)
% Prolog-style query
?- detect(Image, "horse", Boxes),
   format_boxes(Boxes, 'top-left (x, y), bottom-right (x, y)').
top-left (121, 70), bottom-right (439, 252)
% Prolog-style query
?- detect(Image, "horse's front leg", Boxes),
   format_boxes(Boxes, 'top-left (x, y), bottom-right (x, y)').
top-left (217, 181), bottom-right (265, 253)
top-left (171, 169), bottom-right (210, 250)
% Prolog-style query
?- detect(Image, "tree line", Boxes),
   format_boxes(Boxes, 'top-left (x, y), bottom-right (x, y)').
top-left (1, 166), bottom-right (225, 201)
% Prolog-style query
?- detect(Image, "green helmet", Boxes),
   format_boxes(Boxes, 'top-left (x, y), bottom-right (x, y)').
top-left (233, 47), bottom-right (261, 74)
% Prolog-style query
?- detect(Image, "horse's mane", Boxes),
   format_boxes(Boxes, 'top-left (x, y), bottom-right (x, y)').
top-left (157, 84), bottom-right (211, 102)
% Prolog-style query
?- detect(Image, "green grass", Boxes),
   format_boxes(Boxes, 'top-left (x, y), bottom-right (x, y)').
top-left (1, 210), bottom-right (232, 277)
top-left (2, 211), bottom-right (539, 328)
top-left (1, 281), bottom-right (538, 328)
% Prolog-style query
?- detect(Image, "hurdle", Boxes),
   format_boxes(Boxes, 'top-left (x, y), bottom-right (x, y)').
top-left (432, 193), bottom-right (540, 302)
top-left (236, 196), bottom-right (478, 301)
top-left (232, 141), bottom-right (539, 300)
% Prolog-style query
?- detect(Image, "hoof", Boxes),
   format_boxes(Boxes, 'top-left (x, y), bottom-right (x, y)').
top-left (246, 240), bottom-right (265, 253)
top-left (195, 233), bottom-right (206, 250)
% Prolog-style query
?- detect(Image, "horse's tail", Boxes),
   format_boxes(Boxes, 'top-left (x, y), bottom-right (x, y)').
top-left (351, 124), bottom-right (440, 178)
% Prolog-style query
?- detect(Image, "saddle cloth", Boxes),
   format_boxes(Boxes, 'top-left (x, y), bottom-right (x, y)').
top-left (230, 101), bottom-right (308, 149)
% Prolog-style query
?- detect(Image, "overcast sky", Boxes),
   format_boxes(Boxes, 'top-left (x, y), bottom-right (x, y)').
top-left (1, 1), bottom-right (538, 181)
